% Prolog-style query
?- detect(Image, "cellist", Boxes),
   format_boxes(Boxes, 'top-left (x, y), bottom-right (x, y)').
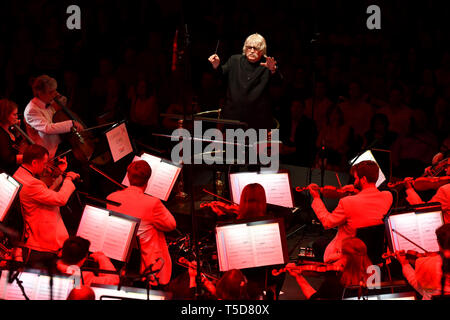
top-left (24, 75), bottom-right (83, 158)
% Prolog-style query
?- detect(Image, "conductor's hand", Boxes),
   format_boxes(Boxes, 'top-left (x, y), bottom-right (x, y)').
top-left (307, 183), bottom-right (321, 199)
top-left (261, 56), bottom-right (277, 73)
top-left (208, 54), bottom-right (220, 69)
top-left (65, 171), bottom-right (80, 182)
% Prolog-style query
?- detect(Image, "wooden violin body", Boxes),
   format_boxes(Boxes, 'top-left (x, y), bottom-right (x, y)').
top-left (200, 201), bottom-right (239, 216)
top-left (272, 262), bottom-right (343, 277)
top-left (296, 185), bottom-right (359, 198)
top-left (388, 176), bottom-right (450, 191)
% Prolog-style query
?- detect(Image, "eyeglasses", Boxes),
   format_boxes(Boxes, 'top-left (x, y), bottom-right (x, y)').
top-left (245, 46), bottom-right (260, 52)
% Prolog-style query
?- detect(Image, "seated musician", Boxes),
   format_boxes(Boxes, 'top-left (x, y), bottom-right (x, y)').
top-left (24, 75), bottom-right (83, 159)
top-left (0, 99), bottom-right (23, 175)
top-left (56, 236), bottom-right (119, 286)
top-left (286, 237), bottom-right (372, 300)
top-left (306, 160), bottom-right (393, 263)
top-left (106, 160), bottom-right (176, 288)
top-left (404, 157), bottom-right (450, 223)
top-left (209, 183), bottom-right (284, 300)
top-left (12, 144), bottom-right (80, 267)
top-left (393, 223), bottom-right (450, 299)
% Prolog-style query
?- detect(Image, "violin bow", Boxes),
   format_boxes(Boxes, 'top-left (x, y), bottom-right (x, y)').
top-left (202, 188), bottom-right (236, 205)
top-left (392, 229), bottom-right (429, 253)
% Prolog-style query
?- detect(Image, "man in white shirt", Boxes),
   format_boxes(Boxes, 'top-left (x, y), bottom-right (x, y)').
top-left (24, 75), bottom-right (83, 158)
top-left (107, 160), bottom-right (176, 287)
top-left (307, 160), bottom-right (393, 263)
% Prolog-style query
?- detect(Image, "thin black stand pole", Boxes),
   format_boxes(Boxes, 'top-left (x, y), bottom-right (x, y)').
top-left (177, 3), bottom-right (203, 298)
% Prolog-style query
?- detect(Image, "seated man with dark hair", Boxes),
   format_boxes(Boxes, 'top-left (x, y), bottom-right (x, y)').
top-left (306, 160), bottom-right (393, 263)
top-left (56, 236), bottom-right (119, 286)
top-left (107, 160), bottom-right (176, 287)
top-left (13, 144), bottom-right (80, 267)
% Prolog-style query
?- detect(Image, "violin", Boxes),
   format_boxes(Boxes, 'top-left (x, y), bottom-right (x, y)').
top-left (200, 201), bottom-right (239, 216)
top-left (177, 257), bottom-right (219, 282)
top-left (423, 157), bottom-right (449, 177)
top-left (10, 122), bottom-right (35, 153)
top-left (382, 249), bottom-right (439, 260)
top-left (272, 262), bottom-right (343, 277)
top-left (296, 184), bottom-right (360, 198)
top-left (388, 176), bottom-right (450, 191)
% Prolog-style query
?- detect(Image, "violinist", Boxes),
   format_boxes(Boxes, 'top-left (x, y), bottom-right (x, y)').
top-left (404, 157), bottom-right (450, 223)
top-left (0, 99), bottom-right (22, 174)
top-left (393, 223), bottom-right (450, 299)
top-left (306, 160), bottom-right (393, 263)
top-left (24, 75), bottom-right (83, 158)
top-left (12, 144), bottom-right (80, 267)
top-left (285, 237), bottom-right (372, 300)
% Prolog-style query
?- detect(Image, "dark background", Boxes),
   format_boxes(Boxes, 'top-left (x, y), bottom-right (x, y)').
top-left (1, 0), bottom-right (449, 178)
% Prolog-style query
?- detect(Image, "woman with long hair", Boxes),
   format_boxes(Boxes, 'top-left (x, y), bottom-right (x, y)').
top-left (0, 99), bottom-right (23, 174)
top-left (286, 237), bottom-right (372, 300)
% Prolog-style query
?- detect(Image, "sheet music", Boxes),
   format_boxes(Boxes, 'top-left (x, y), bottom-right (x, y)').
top-left (350, 150), bottom-right (386, 187)
top-left (147, 162), bottom-right (181, 200)
top-left (416, 211), bottom-right (443, 252)
top-left (102, 215), bottom-right (137, 261)
top-left (91, 285), bottom-right (167, 300)
top-left (77, 205), bottom-right (138, 262)
top-left (250, 223), bottom-right (285, 267)
top-left (122, 153), bottom-right (181, 201)
top-left (34, 275), bottom-right (73, 300)
top-left (0, 271), bottom-right (73, 300)
top-left (216, 221), bottom-right (286, 271)
top-left (0, 271), bottom-right (38, 300)
top-left (230, 172), bottom-right (293, 208)
top-left (0, 173), bottom-right (21, 221)
top-left (217, 225), bottom-right (255, 270)
top-left (388, 211), bottom-right (443, 252)
top-left (76, 206), bottom-right (109, 252)
top-left (105, 122), bottom-right (133, 162)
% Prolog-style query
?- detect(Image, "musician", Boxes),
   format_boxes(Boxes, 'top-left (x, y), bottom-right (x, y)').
top-left (405, 157), bottom-right (450, 223)
top-left (12, 144), bottom-right (80, 267)
top-left (286, 237), bottom-right (372, 300)
top-left (24, 75), bottom-right (83, 158)
top-left (0, 99), bottom-right (22, 174)
top-left (208, 33), bottom-right (280, 129)
top-left (307, 160), bottom-right (393, 263)
top-left (56, 236), bottom-right (119, 286)
top-left (106, 160), bottom-right (176, 287)
top-left (394, 223), bottom-right (450, 299)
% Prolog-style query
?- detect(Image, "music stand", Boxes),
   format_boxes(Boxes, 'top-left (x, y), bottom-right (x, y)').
top-left (0, 173), bottom-right (22, 222)
top-left (384, 203), bottom-right (444, 254)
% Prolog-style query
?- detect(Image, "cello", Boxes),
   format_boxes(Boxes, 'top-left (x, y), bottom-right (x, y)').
top-left (52, 95), bottom-right (111, 165)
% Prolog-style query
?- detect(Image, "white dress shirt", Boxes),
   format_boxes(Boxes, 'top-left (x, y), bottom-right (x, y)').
top-left (312, 186), bottom-right (393, 263)
top-left (24, 97), bottom-right (73, 158)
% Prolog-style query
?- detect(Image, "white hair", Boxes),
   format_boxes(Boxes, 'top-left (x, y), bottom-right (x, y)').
top-left (242, 33), bottom-right (267, 55)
